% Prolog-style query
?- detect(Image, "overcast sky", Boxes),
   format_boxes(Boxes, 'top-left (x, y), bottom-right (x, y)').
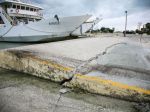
top-left (33, 0), bottom-right (150, 31)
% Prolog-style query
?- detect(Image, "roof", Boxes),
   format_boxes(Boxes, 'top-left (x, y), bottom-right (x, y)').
top-left (0, 0), bottom-right (43, 9)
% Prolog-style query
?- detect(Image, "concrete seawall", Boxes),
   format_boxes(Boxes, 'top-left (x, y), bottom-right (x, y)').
top-left (0, 37), bottom-right (150, 102)
top-left (0, 50), bottom-right (74, 82)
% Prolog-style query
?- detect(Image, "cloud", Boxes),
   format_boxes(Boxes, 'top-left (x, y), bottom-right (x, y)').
top-left (97, 10), bottom-right (150, 31)
top-left (32, 0), bottom-right (150, 31)
top-left (133, 0), bottom-right (150, 8)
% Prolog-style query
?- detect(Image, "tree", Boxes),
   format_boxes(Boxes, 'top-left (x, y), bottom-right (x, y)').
top-left (135, 29), bottom-right (143, 34)
top-left (100, 27), bottom-right (115, 33)
top-left (109, 28), bottom-right (115, 33)
top-left (139, 23), bottom-right (150, 35)
top-left (88, 27), bottom-right (115, 33)
top-left (100, 27), bottom-right (107, 33)
top-left (145, 23), bottom-right (150, 35)
top-left (123, 30), bottom-right (135, 34)
top-left (146, 23), bottom-right (150, 29)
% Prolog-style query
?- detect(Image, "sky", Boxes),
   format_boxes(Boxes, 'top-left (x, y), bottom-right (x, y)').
top-left (32, 0), bottom-right (150, 31)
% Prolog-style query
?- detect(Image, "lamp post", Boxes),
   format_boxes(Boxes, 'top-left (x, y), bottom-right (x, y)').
top-left (124, 11), bottom-right (128, 37)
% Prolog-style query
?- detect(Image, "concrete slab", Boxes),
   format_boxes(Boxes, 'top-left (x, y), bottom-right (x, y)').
top-left (0, 36), bottom-right (150, 102)
top-left (11, 37), bottom-right (125, 61)
top-left (97, 42), bottom-right (150, 74)
top-left (0, 68), bottom-right (137, 112)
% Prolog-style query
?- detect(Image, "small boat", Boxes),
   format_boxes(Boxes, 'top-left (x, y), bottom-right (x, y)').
top-left (0, 0), bottom-right (99, 42)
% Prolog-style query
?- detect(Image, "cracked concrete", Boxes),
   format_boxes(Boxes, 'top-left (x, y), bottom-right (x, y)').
top-left (0, 68), bottom-right (137, 112)
top-left (0, 36), bottom-right (150, 102)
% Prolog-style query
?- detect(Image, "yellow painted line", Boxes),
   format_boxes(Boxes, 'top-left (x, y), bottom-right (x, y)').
top-left (30, 55), bottom-right (150, 95)
top-left (30, 56), bottom-right (72, 71)
top-left (75, 74), bottom-right (150, 95)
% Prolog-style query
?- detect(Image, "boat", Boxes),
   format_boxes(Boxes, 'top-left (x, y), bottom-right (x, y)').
top-left (72, 17), bottom-right (102, 36)
top-left (0, 0), bottom-right (98, 42)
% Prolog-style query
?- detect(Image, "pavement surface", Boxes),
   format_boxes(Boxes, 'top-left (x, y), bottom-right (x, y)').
top-left (0, 35), bottom-right (150, 102)
top-left (0, 68), bottom-right (137, 112)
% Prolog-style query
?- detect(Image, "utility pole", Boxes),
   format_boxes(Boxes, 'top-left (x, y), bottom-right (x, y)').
top-left (138, 22), bottom-right (142, 30)
top-left (124, 11), bottom-right (128, 37)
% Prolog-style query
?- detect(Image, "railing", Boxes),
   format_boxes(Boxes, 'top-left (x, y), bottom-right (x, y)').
top-left (1, 8), bottom-right (13, 24)
top-left (7, 8), bottom-right (43, 18)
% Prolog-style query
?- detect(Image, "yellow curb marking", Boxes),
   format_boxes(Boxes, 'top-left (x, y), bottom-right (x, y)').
top-left (31, 56), bottom-right (72, 71)
top-left (75, 74), bottom-right (150, 95)
top-left (31, 56), bottom-right (150, 95)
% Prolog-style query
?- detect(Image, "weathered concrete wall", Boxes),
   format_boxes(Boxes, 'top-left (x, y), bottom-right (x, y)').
top-left (0, 50), bottom-right (73, 82)
top-left (65, 74), bottom-right (150, 102)
top-left (0, 37), bottom-right (150, 102)
top-left (0, 49), bottom-right (150, 102)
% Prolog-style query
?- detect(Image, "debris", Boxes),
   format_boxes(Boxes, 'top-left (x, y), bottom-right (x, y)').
top-left (59, 88), bottom-right (71, 94)
top-left (53, 88), bottom-right (71, 112)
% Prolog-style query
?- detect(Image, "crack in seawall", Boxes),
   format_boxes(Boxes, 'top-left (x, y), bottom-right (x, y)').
top-left (60, 42), bottom-right (127, 85)
top-left (0, 42), bottom-right (150, 102)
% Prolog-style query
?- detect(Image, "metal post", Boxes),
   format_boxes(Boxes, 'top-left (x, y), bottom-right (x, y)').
top-left (124, 11), bottom-right (128, 37)
top-left (80, 25), bottom-right (83, 35)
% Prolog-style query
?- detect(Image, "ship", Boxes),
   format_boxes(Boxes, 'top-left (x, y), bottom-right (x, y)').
top-left (0, 0), bottom-right (100, 42)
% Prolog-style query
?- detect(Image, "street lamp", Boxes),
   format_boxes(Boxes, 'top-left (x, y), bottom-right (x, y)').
top-left (124, 11), bottom-right (128, 37)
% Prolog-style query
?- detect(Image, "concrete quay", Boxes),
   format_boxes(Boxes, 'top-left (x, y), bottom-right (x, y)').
top-left (0, 36), bottom-right (150, 102)
top-left (0, 68), bottom-right (138, 112)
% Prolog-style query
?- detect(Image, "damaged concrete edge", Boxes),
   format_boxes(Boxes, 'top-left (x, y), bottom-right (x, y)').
top-left (0, 50), bottom-right (150, 102)
top-left (65, 74), bottom-right (150, 102)
top-left (0, 50), bottom-right (73, 82)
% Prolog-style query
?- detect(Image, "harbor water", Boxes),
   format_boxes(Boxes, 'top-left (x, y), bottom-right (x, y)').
top-left (0, 42), bottom-right (34, 50)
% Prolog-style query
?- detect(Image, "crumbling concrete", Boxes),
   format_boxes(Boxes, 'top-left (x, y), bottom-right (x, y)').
top-left (0, 68), bottom-right (137, 112)
top-left (0, 37), bottom-right (149, 102)
top-left (0, 50), bottom-right (73, 82)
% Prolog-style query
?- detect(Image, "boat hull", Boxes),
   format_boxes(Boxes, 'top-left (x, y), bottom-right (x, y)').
top-left (0, 35), bottom-right (78, 43)
top-left (0, 15), bottom-right (91, 42)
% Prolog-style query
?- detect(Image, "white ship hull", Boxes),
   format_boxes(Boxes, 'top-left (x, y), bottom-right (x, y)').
top-left (0, 35), bottom-right (70, 42)
top-left (0, 13), bottom-right (91, 42)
